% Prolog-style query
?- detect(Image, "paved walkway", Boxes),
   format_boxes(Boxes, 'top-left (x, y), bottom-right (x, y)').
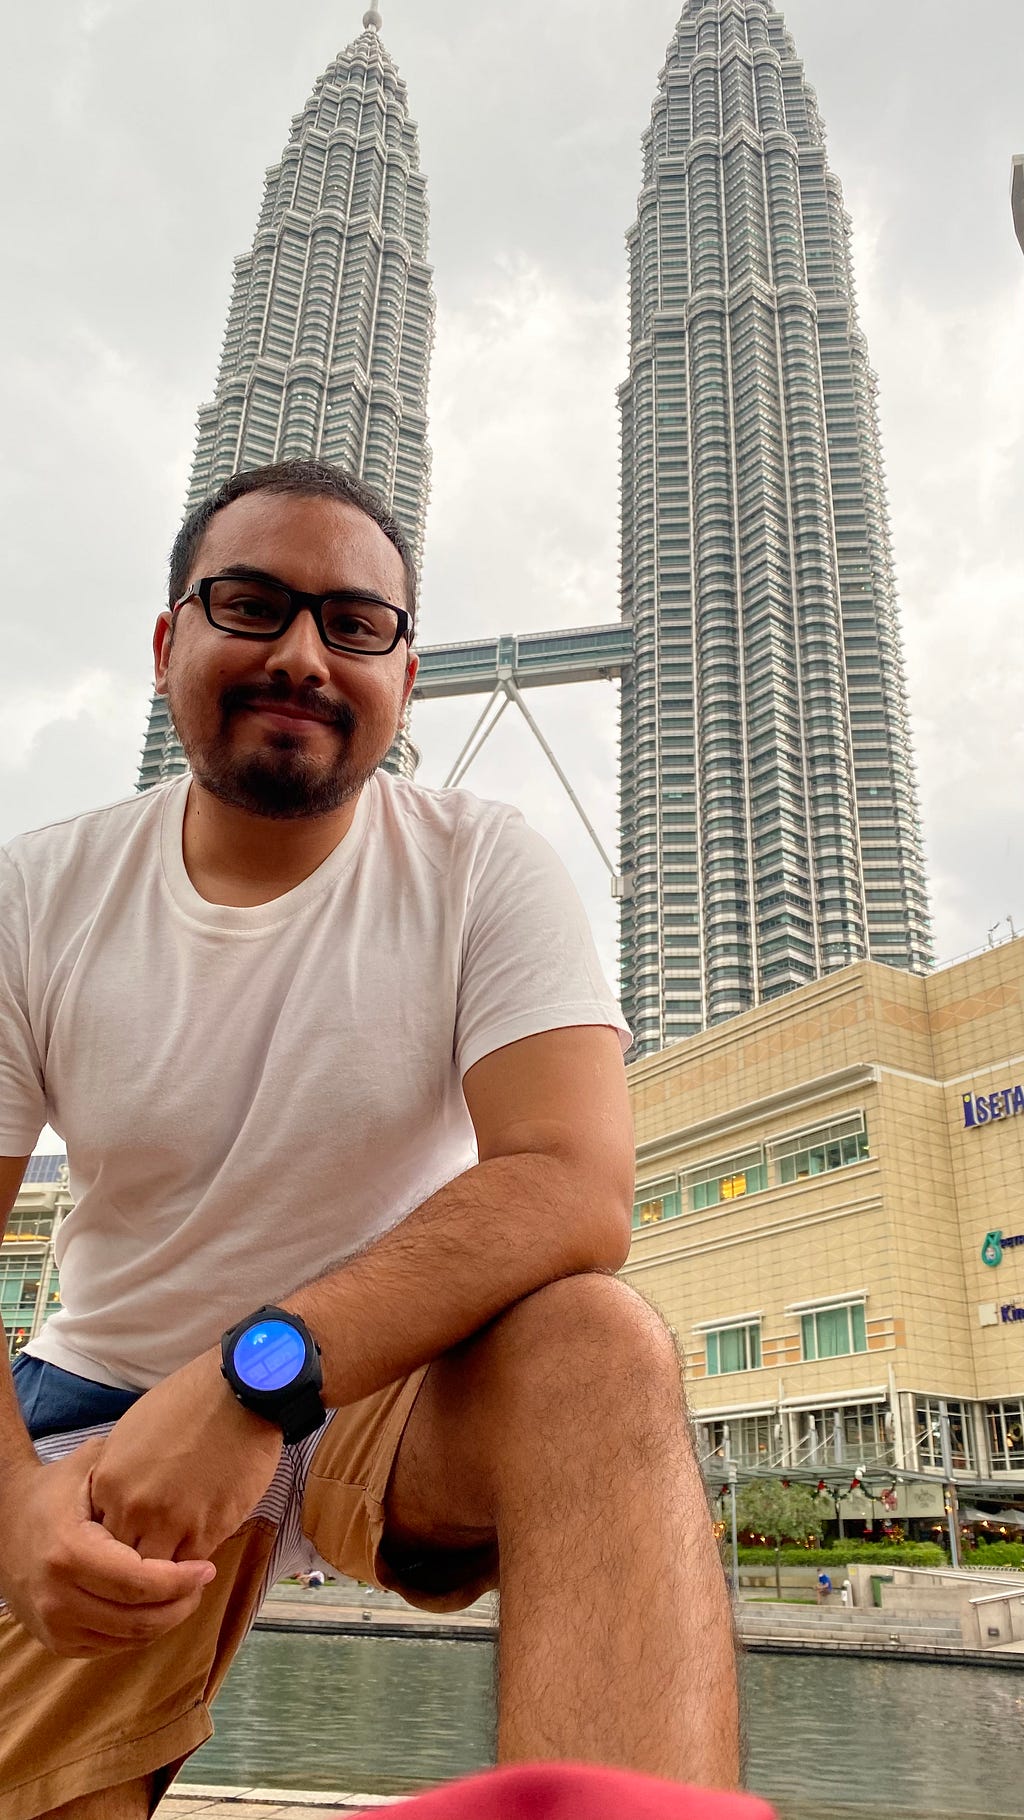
top-left (165, 1788), bottom-right (399, 1816)
top-left (258, 1582), bottom-right (1010, 1664)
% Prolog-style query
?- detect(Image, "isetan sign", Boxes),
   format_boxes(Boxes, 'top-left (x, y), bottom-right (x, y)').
top-left (962, 1085), bottom-right (1024, 1128)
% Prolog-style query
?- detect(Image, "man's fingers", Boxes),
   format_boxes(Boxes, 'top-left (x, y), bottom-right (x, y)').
top-left (71, 1518), bottom-right (215, 1606)
top-left (43, 1585), bottom-right (209, 1656)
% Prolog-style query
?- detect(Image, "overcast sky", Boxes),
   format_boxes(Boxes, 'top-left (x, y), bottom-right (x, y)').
top-left (2, 0), bottom-right (1022, 1004)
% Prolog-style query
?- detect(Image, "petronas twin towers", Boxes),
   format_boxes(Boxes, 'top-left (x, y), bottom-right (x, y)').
top-left (140, 0), bottom-right (931, 1052)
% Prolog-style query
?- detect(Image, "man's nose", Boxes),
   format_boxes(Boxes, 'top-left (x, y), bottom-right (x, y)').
top-left (263, 607), bottom-right (332, 688)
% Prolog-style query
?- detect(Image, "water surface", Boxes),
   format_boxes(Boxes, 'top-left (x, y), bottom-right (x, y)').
top-left (178, 1631), bottom-right (1024, 1817)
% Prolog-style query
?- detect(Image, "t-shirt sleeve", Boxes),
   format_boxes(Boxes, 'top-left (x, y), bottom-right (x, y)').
top-left (454, 811), bottom-right (632, 1080)
top-left (0, 847), bottom-right (46, 1155)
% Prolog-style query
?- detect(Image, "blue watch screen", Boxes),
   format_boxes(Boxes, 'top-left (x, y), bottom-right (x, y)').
top-left (233, 1319), bottom-right (305, 1392)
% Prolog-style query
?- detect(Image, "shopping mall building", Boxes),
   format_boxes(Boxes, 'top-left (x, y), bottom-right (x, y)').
top-left (621, 937), bottom-right (1024, 1530)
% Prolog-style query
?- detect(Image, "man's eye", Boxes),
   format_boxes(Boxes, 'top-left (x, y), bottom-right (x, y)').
top-left (226, 596), bottom-right (281, 622)
top-left (323, 606), bottom-right (384, 642)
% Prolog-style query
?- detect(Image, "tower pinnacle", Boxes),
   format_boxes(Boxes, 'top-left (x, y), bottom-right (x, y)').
top-left (362, 6), bottom-right (382, 28)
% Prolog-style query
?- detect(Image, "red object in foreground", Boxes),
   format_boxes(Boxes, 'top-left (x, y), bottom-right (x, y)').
top-left (372, 1763), bottom-right (777, 1818)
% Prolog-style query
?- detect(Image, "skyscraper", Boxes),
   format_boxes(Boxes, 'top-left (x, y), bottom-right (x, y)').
top-left (138, 8), bottom-right (435, 789)
top-left (618, 0), bottom-right (931, 1056)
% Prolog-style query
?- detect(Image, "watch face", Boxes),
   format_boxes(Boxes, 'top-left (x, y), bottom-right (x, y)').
top-left (232, 1318), bottom-right (305, 1392)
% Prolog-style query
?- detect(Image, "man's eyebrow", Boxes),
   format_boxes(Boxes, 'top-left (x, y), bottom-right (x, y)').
top-left (215, 564), bottom-right (399, 609)
top-left (215, 564), bottom-right (285, 587)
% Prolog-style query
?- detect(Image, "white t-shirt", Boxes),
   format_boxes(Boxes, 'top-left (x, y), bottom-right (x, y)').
top-left (0, 773), bottom-right (628, 1390)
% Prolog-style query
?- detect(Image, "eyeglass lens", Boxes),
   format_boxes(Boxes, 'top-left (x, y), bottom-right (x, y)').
top-left (207, 577), bottom-right (401, 653)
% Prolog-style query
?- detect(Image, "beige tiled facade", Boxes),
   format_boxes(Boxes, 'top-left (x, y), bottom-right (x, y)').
top-left (623, 940), bottom-right (1024, 1520)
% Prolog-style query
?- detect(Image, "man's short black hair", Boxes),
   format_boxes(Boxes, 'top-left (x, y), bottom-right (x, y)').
top-left (168, 460), bottom-right (418, 630)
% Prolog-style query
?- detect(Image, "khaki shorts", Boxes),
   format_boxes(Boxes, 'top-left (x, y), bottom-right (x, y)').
top-left (0, 1368), bottom-right (498, 1820)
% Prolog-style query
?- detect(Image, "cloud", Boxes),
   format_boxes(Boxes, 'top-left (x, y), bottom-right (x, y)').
top-left (849, 184), bottom-right (1024, 962)
top-left (422, 255), bottom-right (624, 641)
top-left (413, 256), bottom-right (625, 985)
top-left (0, 675), bottom-right (151, 839)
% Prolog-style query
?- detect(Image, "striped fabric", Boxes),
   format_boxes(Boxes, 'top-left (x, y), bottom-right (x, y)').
top-left (0, 1412), bottom-right (340, 1617)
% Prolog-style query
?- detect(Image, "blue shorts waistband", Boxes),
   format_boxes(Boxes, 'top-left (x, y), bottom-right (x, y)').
top-left (12, 1353), bottom-right (144, 1441)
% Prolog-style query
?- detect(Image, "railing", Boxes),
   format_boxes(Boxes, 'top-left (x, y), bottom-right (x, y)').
top-left (963, 1583), bottom-right (1024, 1650)
top-left (931, 927), bottom-right (1020, 974)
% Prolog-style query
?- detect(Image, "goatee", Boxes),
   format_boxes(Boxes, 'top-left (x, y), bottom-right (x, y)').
top-left (171, 682), bottom-right (379, 820)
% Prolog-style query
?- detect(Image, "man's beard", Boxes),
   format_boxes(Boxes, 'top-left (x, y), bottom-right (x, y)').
top-left (169, 677), bottom-right (385, 820)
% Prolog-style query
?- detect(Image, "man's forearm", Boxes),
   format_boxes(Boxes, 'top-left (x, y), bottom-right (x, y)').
top-left (283, 1151), bottom-right (630, 1408)
top-left (0, 1350), bottom-right (41, 1515)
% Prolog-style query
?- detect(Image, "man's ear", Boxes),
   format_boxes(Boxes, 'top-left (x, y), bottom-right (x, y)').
top-left (153, 611), bottom-right (175, 697)
top-left (401, 649), bottom-right (419, 711)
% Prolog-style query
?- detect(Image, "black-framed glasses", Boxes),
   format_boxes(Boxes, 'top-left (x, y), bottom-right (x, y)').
top-left (173, 572), bottom-right (413, 656)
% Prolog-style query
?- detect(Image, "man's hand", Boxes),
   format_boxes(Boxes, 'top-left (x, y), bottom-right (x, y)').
top-left (89, 1349), bottom-right (283, 1563)
top-left (0, 1442), bottom-right (216, 1658)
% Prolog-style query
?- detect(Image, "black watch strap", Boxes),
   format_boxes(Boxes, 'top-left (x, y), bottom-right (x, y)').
top-left (278, 1380), bottom-right (327, 1446)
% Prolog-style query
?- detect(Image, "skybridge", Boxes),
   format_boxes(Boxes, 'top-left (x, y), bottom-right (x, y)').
top-left (411, 621), bottom-right (633, 700)
top-left (411, 621), bottom-right (633, 884)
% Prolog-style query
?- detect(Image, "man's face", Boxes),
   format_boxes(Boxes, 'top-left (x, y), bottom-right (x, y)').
top-left (154, 492), bottom-right (418, 820)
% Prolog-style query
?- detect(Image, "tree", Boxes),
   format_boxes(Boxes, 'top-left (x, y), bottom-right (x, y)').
top-left (736, 1479), bottom-right (824, 1600)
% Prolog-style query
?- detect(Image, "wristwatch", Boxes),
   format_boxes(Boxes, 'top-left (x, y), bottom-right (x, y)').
top-left (220, 1305), bottom-right (326, 1445)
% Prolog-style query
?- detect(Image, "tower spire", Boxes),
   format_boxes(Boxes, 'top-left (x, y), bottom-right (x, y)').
top-left (362, 5), bottom-right (382, 29)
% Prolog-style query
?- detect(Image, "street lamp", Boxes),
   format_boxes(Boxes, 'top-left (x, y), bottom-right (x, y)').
top-left (938, 1402), bottom-right (962, 1569)
top-left (727, 1464), bottom-right (740, 1597)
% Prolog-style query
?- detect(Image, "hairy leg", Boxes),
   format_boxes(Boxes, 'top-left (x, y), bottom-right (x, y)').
top-left (386, 1273), bottom-right (739, 1788)
top-left (43, 1777), bottom-right (151, 1820)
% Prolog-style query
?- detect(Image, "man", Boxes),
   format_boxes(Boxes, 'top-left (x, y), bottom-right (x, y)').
top-left (0, 461), bottom-right (738, 1819)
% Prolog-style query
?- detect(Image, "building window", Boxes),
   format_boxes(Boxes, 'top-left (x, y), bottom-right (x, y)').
top-left (632, 1177), bottom-right (681, 1230)
top-left (772, 1115), bottom-right (869, 1185)
top-left (3, 1208), bottom-right (55, 1241)
top-left (687, 1149), bottom-right (767, 1210)
top-left (800, 1302), bottom-right (868, 1361)
top-left (705, 1322), bottom-right (762, 1376)
top-left (42, 1265), bottom-right (61, 1324)
top-left (701, 1414), bottom-right (775, 1470)
top-left (794, 1402), bottom-right (891, 1467)
top-left (986, 1400), bottom-right (1024, 1473)
top-left (915, 1398), bottom-right (975, 1473)
top-left (0, 1253), bottom-right (43, 1360)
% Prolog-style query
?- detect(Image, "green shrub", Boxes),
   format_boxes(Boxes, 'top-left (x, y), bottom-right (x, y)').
top-left (966, 1541), bottom-right (1024, 1569)
top-left (736, 1542), bottom-right (947, 1567)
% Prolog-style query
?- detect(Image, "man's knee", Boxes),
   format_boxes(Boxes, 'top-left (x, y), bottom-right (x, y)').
top-left (479, 1272), bottom-right (685, 1431)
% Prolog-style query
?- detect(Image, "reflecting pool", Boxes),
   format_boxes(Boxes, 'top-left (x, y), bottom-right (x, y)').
top-left (178, 1632), bottom-right (1024, 1818)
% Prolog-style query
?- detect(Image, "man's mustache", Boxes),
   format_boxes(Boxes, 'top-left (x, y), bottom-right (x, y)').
top-left (221, 683), bottom-right (356, 732)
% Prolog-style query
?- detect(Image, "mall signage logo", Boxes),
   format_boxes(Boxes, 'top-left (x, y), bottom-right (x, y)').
top-left (963, 1084), bottom-right (1024, 1128)
top-left (982, 1231), bottom-right (1024, 1268)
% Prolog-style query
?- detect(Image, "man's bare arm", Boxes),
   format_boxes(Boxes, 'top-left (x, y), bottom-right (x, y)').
top-left (287, 1023), bottom-right (635, 1405)
top-left (90, 1025), bottom-right (636, 1561)
top-left (0, 1155), bottom-right (37, 1479)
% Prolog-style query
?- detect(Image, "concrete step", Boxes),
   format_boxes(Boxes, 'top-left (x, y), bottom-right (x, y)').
top-left (736, 1612), bottom-right (963, 1645)
top-left (738, 1608), bottom-right (960, 1638)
